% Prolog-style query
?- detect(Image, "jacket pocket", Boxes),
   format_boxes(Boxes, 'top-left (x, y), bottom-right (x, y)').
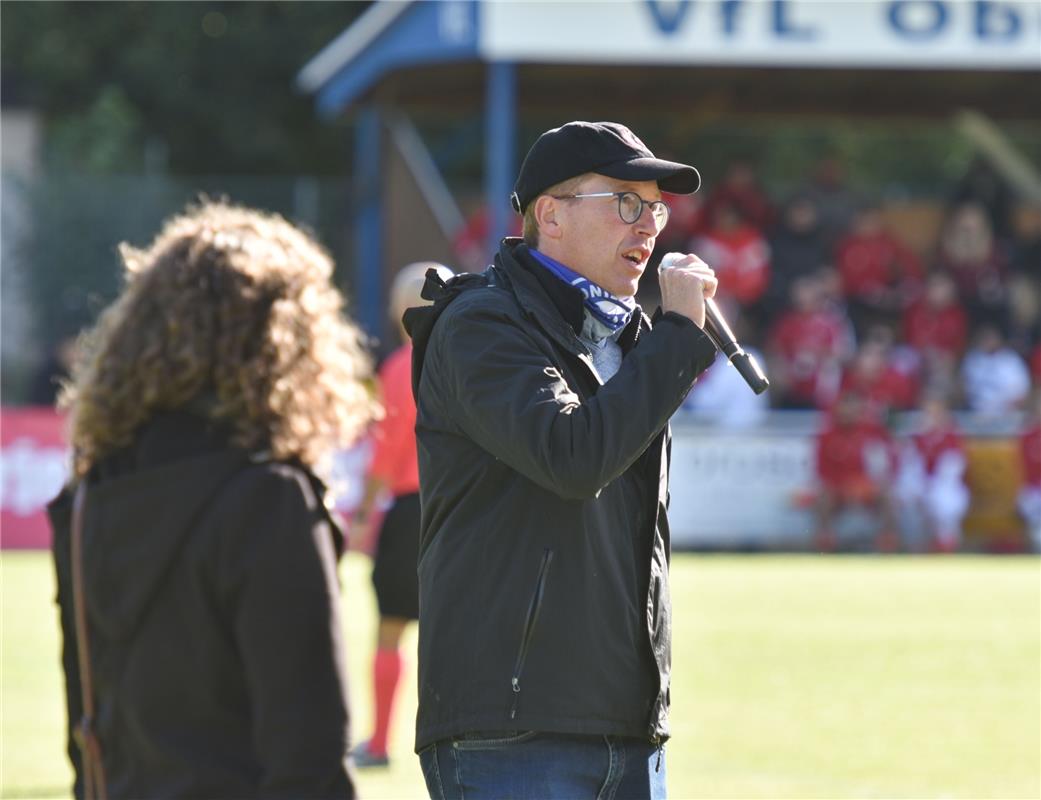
top-left (509, 548), bottom-right (554, 720)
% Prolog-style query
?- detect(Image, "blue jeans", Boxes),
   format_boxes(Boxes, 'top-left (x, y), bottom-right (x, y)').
top-left (418, 731), bottom-right (667, 800)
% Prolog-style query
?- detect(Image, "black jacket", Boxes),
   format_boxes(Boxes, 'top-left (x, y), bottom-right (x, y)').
top-left (49, 412), bottom-right (355, 799)
top-left (409, 239), bottom-right (716, 751)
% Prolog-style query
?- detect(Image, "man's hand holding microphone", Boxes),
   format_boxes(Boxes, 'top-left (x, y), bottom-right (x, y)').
top-left (658, 252), bottom-right (770, 395)
top-left (658, 252), bottom-right (718, 330)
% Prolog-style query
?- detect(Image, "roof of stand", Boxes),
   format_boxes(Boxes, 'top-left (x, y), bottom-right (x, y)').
top-left (298, 0), bottom-right (1041, 119)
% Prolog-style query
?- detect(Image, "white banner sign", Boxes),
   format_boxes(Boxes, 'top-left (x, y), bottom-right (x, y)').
top-left (481, 0), bottom-right (1041, 69)
top-left (667, 428), bottom-right (817, 547)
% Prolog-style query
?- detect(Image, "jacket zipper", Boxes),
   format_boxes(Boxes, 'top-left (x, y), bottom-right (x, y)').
top-left (646, 432), bottom-right (668, 742)
top-left (509, 548), bottom-right (554, 719)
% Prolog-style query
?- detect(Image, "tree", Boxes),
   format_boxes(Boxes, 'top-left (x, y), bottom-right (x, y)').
top-left (1, 3), bottom-right (371, 401)
top-left (1, 1), bottom-right (369, 174)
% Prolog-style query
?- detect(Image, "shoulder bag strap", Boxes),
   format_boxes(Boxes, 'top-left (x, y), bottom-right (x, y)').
top-left (71, 481), bottom-right (108, 800)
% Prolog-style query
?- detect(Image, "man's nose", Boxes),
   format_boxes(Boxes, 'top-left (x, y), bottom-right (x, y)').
top-left (633, 204), bottom-right (657, 236)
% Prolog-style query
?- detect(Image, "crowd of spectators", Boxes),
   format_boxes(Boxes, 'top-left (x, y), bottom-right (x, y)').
top-left (647, 154), bottom-right (1040, 552)
top-left (648, 156), bottom-right (1040, 416)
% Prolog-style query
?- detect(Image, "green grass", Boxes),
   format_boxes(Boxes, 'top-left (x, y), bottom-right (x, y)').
top-left (2, 553), bottom-right (1038, 799)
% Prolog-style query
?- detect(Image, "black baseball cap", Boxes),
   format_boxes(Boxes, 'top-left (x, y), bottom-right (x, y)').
top-left (510, 121), bottom-right (701, 214)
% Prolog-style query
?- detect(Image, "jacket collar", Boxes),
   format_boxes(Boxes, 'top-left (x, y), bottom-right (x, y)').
top-left (496, 238), bottom-right (644, 357)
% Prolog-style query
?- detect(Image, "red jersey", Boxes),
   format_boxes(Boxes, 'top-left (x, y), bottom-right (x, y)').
top-left (912, 425), bottom-right (965, 476)
top-left (453, 208), bottom-right (522, 271)
top-left (658, 192), bottom-right (707, 245)
top-left (1031, 344), bottom-right (1041, 383)
top-left (693, 226), bottom-right (770, 306)
top-left (835, 231), bottom-right (922, 301)
top-left (1021, 424), bottom-right (1041, 489)
top-left (817, 421), bottom-right (893, 488)
top-left (769, 310), bottom-right (848, 403)
top-left (368, 344), bottom-right (420, 497)
top-left (902, 300), bottom-right (968, 358)
top-left (838, 362), bottom-right (920, 415)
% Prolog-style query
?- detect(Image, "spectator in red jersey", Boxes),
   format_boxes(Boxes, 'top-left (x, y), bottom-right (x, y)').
top-left (1031, 342), bottom-right (1041, 383)
top-left (1017, 392), bottom-right (1041, 552)
top-left (654, 189), bottom-right (707, 256)
top-left (895, 395), bottom-right (970, 553)
top-left (453, 205), bottom-right (523, 273)
top-left (690, 201), bottom-right (771, 324)
top-left (350, 262), bottom-right (454, 768)
top-left (902, 270), bottom-right (968, 398)
top-left (961, 323), bottom-right (1030, 417)
top-left (702, 158), bottom-right (775, 232)
top-left (837, 334), bottom-right (921, 422)
top-left (834, 204), bottom-right (923, 336)
top-left (813, 392), bottom-right (899, 552)
top-left (934, 202), bottom-right (1007, 325)
top-left (767, 274), bottom-right (851, 409)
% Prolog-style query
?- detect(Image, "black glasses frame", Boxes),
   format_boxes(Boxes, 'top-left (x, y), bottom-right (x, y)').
top-left (550, 191), bottom-right (670, 230)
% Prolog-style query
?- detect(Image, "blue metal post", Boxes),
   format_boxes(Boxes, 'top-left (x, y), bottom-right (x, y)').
top-left (485, 61), bottom-right (516, 256)
top-left (353, 107), bottom-right (383, 338)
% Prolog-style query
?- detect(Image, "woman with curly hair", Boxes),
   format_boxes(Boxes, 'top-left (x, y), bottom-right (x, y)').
top-left (48, 200), bottom-right (374, 799)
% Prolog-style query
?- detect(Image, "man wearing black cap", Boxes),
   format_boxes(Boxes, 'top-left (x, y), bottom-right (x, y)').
top-left (408, 121), bottom-right (718, 799)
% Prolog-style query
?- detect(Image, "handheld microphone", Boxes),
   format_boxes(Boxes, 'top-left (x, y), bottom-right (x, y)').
top-left (659, 254), bottom-right (770, 396)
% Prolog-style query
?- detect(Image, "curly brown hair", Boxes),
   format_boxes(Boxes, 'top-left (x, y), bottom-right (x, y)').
top-left (62, 200), bottom-right (375, 478)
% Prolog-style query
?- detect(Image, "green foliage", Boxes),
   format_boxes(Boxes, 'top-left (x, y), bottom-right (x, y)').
top-left (8, 172), bottom-right (354, 330)
top-left (47, 86), bottom-right (145, 172)
top-left (0, 173), bottom-right (354, 404)
top-left (1, 1), bottom-right (368, 174)
top-left (671, 119), bottom-right (1015, 200)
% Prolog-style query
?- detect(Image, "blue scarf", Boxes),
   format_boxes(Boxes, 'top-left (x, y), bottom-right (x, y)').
top-left (529, 249), bottom-right (636, 334)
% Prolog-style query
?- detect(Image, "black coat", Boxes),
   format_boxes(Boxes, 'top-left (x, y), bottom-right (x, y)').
top-left (409, 240), bottom-right (717, 751)
top-left (49, 412), bottom-right (355, 799)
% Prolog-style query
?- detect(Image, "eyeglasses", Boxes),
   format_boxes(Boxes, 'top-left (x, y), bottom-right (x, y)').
top-left (551, 191), bottom-right (670, 231)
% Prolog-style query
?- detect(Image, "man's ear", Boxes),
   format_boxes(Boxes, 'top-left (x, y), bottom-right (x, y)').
top-left (533, 195), bottom-right (563, 241)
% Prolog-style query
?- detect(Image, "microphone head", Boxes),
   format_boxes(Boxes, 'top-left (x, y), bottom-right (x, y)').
top-left (658, 252), bottom-right (686, 271)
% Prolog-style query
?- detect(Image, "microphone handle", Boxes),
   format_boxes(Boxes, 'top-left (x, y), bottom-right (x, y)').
top-left (703, 298), bottom-right (770, 396)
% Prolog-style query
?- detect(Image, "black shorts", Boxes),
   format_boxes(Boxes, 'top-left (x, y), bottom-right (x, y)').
top-left (371, 492), bottom-right (420, 620)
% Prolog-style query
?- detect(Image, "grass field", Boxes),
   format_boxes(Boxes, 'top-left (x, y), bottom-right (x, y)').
top-left (2, 552), bottom-right (1038, 799)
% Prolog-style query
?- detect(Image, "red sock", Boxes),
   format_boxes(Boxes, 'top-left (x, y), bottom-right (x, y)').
top-left (370, 647), bottom-right (402, 756)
